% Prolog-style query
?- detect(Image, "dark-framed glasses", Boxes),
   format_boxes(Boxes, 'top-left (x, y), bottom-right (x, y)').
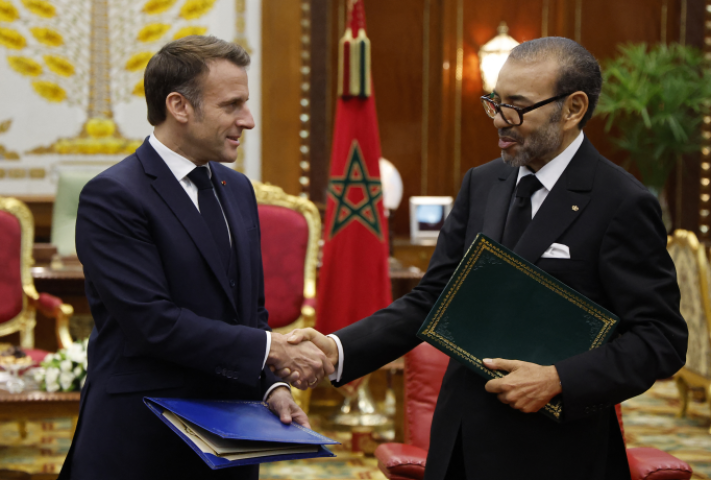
top-left (480, 92), bottom-right (574, 126)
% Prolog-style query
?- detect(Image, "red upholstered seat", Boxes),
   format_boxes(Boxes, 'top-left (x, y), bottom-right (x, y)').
top-left (0, 210), bottom-right (24, 324)
top-left (253, 182), bottom-right (320, 413)
top-left (259, 204), bottom-right (309, 329)
top-left (374, 343), bottom-right (692, 480)
top-left (0, 196), bottom-right (74, 356)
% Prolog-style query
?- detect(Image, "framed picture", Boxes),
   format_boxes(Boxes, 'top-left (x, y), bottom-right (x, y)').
top-left (409, 196), bottom-right (454, 244)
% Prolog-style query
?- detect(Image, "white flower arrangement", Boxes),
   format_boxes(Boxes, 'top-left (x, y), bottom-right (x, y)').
top-left (33, 338), bottom-right (89, 393)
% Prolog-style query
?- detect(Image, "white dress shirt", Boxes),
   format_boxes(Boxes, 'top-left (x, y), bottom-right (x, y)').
top-left (516, 130), bottom-right (584, 218)
top-left (149, 133), bottom-right (285, 400)
top-left (328, 131), bottom-right (585, 383)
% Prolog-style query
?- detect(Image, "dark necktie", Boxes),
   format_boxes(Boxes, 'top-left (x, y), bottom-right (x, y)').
top-left (187, 167), bottom-right (231, 265)
top-left (501, 175), bottom-right (544, 249)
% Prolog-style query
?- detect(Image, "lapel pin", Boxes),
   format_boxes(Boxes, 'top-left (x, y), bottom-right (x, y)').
top-left (572, 205), bottom-right (579, 211)
top-left (221, 181), bottom-right (226, 186)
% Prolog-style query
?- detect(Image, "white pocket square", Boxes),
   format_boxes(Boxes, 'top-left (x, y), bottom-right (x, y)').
top-left (541, 243), bottom-right (570, 259)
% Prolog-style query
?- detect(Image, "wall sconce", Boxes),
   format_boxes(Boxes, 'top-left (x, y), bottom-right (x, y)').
top-left (478, 22), bottom-right (519, 92)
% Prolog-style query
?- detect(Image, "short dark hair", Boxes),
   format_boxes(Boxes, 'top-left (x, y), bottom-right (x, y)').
top-left (144, 35), bottom-right (250, 126)
top-left (508, 37), bottom-right (602, 129)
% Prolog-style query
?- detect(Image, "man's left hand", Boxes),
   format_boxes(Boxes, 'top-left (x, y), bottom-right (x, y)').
top-left (266, 386), bottom-right (311, 429)
top-left (483, 358), bottom-right (562, 413)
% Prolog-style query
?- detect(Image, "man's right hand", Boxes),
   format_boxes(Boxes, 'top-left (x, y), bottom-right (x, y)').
top-left (279, 328), bottom-right (339, 383)
top-left (267, 333), bottom-right (334, 390)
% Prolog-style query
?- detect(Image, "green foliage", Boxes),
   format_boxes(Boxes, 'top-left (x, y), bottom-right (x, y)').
top-left (596, 43), bottom-right (711, 190)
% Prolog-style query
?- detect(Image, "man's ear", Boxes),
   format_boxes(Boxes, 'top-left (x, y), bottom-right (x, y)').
top-left (165, 92), bottom-right (191, 124)
top-left (563, 91), bottom-right (588, 131)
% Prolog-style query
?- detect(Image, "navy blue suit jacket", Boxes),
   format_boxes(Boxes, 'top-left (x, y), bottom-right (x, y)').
top-left (59, 139), bottom-right (278, 479)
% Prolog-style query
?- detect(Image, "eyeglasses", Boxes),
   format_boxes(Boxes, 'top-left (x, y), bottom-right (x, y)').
top-left (480, 92), bottom-right (574, 126)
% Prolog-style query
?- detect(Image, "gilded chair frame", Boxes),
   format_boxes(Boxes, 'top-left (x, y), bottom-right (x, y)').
top-left (251, 182), bottom-right (321, 412)
top-left (251, 181), bottom-right (321, 334)
top-left (668, 229), bottom-right (711, 430)
top-left (0, 196), bottom-right (73, 349)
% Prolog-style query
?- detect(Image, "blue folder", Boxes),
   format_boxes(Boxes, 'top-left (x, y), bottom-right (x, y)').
top-left (145, 397), bottom-right (338, 470)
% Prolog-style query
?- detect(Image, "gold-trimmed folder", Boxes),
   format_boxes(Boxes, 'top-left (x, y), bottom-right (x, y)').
top-left (417, 233), bottom-right (619, 422)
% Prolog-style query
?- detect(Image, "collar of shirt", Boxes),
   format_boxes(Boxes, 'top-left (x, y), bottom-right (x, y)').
top-left (514, 130), bottom-right (584, 218)
top-left (516, 130), bottom-right (584, 189)
top-left (148, 132), bottom-right (212, 184)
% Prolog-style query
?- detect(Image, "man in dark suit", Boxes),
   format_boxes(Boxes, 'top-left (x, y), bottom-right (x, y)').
top-left (59, 36), bottom-right (332, 480)
top-left (285, 37), bottom-right (687, 479)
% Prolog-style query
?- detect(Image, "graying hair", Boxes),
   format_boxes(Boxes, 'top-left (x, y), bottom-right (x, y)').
top-left (509, 37), bottom-right (602, 129)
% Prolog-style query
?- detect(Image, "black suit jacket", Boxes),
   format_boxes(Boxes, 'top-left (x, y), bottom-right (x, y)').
top-left (334, 137), bottom-right (687, 480)
top-left (59, 139), bottom-right (279, 480)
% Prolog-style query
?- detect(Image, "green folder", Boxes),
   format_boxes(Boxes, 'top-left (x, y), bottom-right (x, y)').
top-left (417, 233), bottom-right (619, 422)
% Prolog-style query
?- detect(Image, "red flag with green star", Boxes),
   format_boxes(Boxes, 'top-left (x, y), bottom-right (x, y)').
top-left (315, 0), bottom-right (391, 335)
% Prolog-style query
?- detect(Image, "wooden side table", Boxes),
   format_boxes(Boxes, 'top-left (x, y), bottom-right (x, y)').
top-left (0, 391), bottom-right (81, 440)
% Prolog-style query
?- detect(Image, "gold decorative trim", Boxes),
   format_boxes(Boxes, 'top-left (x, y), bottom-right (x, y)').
top-left (669, 230), bottom-right (711, 431)
top-left (0, 119), bottom-right (20, 160)
top-left (668, 230), bottom-right (711, 345)
top-left (299, 0), bottom-right (312, 197)
top-left (453, 0), bottom-right (463, 192)
top-left (421, 0), bottom-right (431, 195)
top-left (251, 181), bottom-right (321, 321)
top-left (700, 0), bottom-right (711, 240)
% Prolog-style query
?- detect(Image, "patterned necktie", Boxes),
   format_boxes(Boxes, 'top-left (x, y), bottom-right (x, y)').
top-left (187, 167), bottom-right (231, 265)
top-left (502, 175), bottom-right (544, 249)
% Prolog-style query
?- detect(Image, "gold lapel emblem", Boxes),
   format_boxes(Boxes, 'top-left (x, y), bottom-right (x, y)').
top-left (572, 205), bottom-right (579, 211)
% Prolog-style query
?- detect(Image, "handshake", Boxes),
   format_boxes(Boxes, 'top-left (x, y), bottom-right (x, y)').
top-left (267, 328), bottom-right (339, 389)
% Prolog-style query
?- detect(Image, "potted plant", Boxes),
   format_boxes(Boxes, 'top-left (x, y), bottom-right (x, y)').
top-left (596, 43), bottom-right (711, 229)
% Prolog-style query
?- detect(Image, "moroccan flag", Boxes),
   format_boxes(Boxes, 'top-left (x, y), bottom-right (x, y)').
top-left (315, 0), bottom-right (392, 335)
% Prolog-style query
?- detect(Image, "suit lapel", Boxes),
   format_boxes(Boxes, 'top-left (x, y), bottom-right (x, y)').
top-left (514, 137), bottom-right (598, 263)
top-left (210, 165), bottom-right (251, 321)
top-left (136, 140), bottom-right (237, 313)
top-left (482, 165), bottom-right (517, 242)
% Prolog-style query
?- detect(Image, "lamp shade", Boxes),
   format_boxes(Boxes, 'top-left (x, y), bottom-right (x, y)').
top-left (478, 22), bottom-right (519, 92)
top-left (379, 157), bottom-right (403, 211)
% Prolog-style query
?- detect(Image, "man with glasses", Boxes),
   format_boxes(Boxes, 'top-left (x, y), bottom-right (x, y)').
top-left (286, 37), bottom-right (687, 479)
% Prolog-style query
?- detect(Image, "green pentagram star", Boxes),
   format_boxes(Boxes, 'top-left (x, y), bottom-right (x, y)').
top-left (327, 140), bottom-right (383, 240)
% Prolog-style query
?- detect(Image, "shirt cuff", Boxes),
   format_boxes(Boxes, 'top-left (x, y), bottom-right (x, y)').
top-left (327, 334), bottom-right (344, 383)
top-left (263, 382), bottom-right (290, 402)
top-left (262, 331), bottom-right (271, 371)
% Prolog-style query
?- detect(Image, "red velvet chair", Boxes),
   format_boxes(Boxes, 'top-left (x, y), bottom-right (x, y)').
top-left (0, 196), bottom-right (74, 362)
top-left (375, 343), bottom-right (692, 480)
top-left (253, 181), bottom-right (320, 411)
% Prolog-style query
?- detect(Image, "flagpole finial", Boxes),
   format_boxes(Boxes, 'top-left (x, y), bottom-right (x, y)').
top-left (338, 0), bottom-right (371, 99)
top-left (348, 0), bottom-right (367, 33)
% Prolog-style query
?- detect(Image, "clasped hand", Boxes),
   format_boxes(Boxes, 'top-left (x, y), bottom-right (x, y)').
top-left (267, 331), bottom-right (336, 390)
top-left (483, 358), bottom-right (562, 413)
top-left (267, 329), bottom-right (338, 389)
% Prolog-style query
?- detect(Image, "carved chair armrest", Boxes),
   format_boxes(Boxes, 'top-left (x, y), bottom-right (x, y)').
top-left (24, 289), bottom-right (74, 349)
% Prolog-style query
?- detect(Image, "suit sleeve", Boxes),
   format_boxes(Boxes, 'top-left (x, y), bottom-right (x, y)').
top-left (333, 169), bottom-right (474, 385)
top-left (77, 174), bottom-right (268, 388)
top-left (555, 189), bottom-right (687, 421)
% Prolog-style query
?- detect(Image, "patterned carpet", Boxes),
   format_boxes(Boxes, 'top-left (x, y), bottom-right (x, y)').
top-left (0, 379), bottom-right (708, 479)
